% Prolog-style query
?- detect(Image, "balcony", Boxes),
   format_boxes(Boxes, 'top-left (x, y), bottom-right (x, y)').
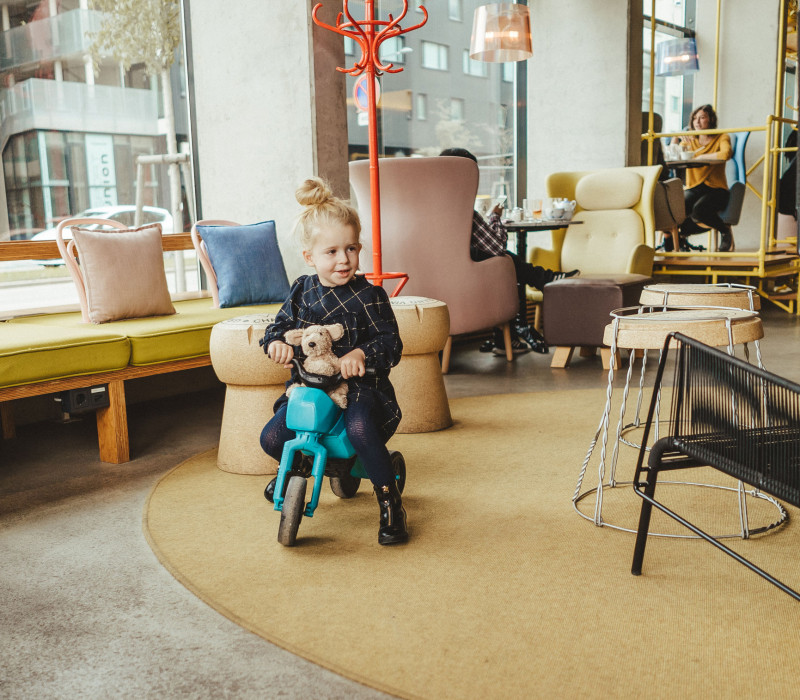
top-left (0, 78), bottom-right (159, 149)
top-left (0, 9), bottom-right (103, 72)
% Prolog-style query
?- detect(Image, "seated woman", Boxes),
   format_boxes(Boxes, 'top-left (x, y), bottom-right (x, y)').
top-left (664, 104), bottom-right (734, 252)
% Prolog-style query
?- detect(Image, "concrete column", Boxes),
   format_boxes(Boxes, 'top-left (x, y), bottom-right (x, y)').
top-left (526, 0), bottom-right (640, 197)
top-left (2, 5), bottom-right (10, 31)
top-left (186, 0), bottom-right (348, 283)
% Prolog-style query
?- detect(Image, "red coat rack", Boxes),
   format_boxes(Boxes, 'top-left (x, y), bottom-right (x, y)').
top-left (312, 1), bottom-right (427, 295)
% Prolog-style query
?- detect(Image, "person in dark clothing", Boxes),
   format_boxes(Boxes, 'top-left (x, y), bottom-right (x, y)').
top-left (440, 148), bottom-right (578, 354)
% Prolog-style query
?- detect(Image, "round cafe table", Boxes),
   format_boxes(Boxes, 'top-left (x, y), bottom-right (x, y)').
top-left (573, 304), bottom-right (786, 537)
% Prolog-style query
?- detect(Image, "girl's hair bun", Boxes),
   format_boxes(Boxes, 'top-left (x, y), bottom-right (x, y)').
top-left (295, 177), bottom-right (333, 207)
top-left (293, 175), bottom-right (362, 249)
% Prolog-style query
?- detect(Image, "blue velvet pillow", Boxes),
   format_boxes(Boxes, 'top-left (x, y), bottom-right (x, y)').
top-left (197, 221), bottom-right (291, 307)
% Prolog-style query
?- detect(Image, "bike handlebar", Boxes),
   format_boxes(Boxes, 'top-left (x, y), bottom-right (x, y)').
top-left (290, 358), bottom-right (376, 390)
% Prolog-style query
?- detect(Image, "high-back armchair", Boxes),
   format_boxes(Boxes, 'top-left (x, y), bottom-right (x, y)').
top-left (534, 166), bottom-right (659, 369)
top-left (349, 156), bottom-right (519, 373)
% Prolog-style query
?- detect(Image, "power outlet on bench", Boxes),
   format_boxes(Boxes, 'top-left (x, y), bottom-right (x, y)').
top-left (55, 385), bottom-right (110, 415)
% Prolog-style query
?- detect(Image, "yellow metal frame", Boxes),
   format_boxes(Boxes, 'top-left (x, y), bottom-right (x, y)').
top-left (645, 0), bottom-right (800, 314)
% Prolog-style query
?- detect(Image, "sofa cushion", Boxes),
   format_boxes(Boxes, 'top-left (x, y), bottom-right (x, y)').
top-left (0, 322), bottom-right (130, 389)
top-left (72, 224), bottom-right (176, 323)
top-left (9, 298), bottom-right (281, 366)
top-left (196, 221), bottom-right (291, 307)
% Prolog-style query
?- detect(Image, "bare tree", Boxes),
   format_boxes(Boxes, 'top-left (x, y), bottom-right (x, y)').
top-left (88, 0), bottom-right (182, 233)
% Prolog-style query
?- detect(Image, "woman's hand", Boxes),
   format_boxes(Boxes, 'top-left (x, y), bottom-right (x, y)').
top-left (339, 348), bottom-right (366, 379)
top-left (268, 340), bottom-right (294, 368)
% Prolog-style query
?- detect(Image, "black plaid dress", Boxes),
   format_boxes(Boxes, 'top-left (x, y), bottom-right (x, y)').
top-left (262, 274), bottom-right (403, 437)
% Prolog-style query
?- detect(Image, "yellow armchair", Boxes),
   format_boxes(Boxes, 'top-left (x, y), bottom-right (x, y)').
top-left (532, 166), bottom-right (661, 368)
top-left (529, 165), bottom-right (661, 270)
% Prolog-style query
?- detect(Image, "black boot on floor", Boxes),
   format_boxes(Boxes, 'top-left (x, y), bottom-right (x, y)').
top-left (375, 482), bottom-right (408, 545)
top-left (718, 225), bottom-right (734, 252)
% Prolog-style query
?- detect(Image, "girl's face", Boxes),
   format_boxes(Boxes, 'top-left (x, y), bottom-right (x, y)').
top-left (693, 109), bottom-right (710, 130)
top-left (302, 221), bottom-right (361, 287)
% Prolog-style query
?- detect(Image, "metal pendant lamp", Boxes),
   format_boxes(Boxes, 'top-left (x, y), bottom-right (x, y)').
top-left (655, 37), bottom-right (699, 77)
top-left (469, 3), bottom-right (532, 63)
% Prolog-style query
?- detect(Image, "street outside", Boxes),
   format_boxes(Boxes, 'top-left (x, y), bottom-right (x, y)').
top-left (0, 255), bottom-right (201, 315)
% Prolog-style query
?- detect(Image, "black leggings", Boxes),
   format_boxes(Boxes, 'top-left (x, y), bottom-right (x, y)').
top-left (679, 183), bottom-right (730, 237)
top-left (260, 392), bottom-right (396, 488)
top-left (506, 252), bottom-right (555, 290)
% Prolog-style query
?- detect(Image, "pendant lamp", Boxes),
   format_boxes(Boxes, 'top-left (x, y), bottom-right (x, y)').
top-left (655, 37), bottom-right (699, 77)
top-left (469, 3), bottom-right (532, 63)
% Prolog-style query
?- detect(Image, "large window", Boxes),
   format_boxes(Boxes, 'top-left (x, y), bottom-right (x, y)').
top-left (643, 0), bottom-right (695, 136)
top-left (0, 1), bottom-right (196, 313)
top-left (346, 0), bottom-right (521, 206)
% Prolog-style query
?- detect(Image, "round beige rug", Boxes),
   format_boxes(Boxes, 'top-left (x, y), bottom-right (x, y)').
top-left (144, 390), bottom-right (800, 699)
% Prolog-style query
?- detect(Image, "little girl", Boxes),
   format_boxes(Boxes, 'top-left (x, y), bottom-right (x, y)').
top-left (260, 177), bottom-right (408, 545)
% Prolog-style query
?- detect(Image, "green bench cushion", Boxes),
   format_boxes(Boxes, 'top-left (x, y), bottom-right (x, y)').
top-left (0, 323), bottom-right (130, 389)
top-left (9, 298), bottom-right (281, 366)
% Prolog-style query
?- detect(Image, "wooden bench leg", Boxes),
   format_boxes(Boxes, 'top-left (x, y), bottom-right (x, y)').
top-left (96, 380), bottom-right (129, 464)
top-left (1, 401), bottom-right (15, 439)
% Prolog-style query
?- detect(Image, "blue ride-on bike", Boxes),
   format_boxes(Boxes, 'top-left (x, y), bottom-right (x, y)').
top-left (267, 359), bottom-right (406, 546)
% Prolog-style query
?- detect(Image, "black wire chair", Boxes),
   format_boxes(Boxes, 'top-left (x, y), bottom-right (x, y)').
top-left (631, 332), bottom-right (800, 601)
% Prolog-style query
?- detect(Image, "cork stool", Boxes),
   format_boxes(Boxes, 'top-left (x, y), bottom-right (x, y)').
top-left (390, 296), bottom-right (453, 433)
top-left (638, 282), bottom-right (761, 312)
top-left (210, 314), bottom-right (290, 474)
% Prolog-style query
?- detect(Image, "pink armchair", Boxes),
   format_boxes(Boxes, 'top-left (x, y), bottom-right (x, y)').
top-left (349, 156), bottom-right (519, 373)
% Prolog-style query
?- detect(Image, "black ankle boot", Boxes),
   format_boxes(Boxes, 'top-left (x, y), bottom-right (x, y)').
top-left (718, 226), bottom-right (734, 252)
top-left (375, 482), bottom-right (408, 545)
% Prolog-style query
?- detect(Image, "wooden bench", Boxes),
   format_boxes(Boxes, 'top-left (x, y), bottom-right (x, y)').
top-left (631, 332), bottom-right (800, 601)
top-left (0, 235), bottom-right (279, 464)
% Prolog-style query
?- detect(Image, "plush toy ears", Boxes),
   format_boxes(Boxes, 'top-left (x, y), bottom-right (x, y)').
top-left (324, 323), bottom-right (345, 341)
top-left (284, 328), bottom-right (305, 345)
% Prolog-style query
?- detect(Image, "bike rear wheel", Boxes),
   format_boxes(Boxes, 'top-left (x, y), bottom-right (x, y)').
top-left (390, 451), bottom-right (406, 494)
top-left (329, 472), bottom-right (361, 498)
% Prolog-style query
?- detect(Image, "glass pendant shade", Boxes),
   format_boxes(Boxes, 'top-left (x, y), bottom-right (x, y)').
top-left (655, 37), bottom-right (699, 77)
top-left (469, 3), bottom-right (532, 63)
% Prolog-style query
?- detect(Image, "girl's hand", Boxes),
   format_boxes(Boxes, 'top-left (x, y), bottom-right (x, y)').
top-left (339, 348), bottom-right (366, 379)
top-left (268, 340), bottom-right (294, 368)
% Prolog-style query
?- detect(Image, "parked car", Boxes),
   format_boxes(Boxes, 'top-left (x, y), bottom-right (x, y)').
top-left (31, 206), bottom-right (173, 265)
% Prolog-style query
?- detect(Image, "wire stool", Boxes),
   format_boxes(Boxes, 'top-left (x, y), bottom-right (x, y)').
top-left (574, 302), bottom-right (786, 538)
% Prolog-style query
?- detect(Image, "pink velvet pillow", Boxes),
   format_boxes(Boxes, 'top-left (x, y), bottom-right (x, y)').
top-left (72, 224), bottom-right (176, 324)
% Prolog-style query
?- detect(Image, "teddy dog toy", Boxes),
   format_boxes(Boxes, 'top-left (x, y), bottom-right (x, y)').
top-left (283, 323), bottom-right (349, 409)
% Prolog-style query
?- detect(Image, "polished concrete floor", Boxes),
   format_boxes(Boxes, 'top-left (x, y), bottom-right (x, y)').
top-left (1, 305), bottom-right (798, 699)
